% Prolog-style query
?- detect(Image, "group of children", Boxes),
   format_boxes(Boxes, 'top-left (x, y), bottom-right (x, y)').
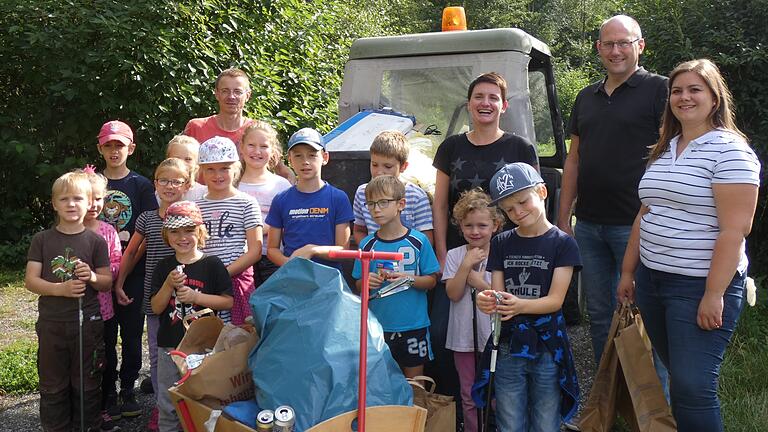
top-left (27, 72), bottom-right (582, 432)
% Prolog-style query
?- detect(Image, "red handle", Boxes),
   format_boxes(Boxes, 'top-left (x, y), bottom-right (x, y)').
top-left (177, 399), bottom-right (198, 432)
top-left (168, 350), bottom-right (193, 385)
top-left (328, 249), bottom-right (403, 261)
top-left (326, 249), bottom-right (403, 432)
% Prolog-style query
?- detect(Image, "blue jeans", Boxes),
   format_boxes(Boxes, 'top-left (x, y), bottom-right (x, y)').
top-left (574, 220), bottom-right (631, 362)
top-left (494, 347), bottom-right (560, 432)
top-left (575, 221), bottom-right (669, 400)
top-left (635, 264), bottom-right (746, 432)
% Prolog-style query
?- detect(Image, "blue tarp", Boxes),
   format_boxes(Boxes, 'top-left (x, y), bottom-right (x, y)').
top-left (248, 258), bottom-right (412, 431)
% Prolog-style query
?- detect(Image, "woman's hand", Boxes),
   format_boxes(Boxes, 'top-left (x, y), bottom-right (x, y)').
top-left (697, 292), bottom-right (724, 331)
top-left (616, 273), bottom-right (635, 305)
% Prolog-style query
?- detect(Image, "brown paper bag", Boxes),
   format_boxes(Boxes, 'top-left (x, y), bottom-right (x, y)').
top-left (408, 376), bottom-right (456, 432)
top-left (578, 305), bottom-right (625, 432)
top-left (171, 314), bottom-right (260, 407)
top-left (615, 307), bottom-right (676, 432)
top-left (580, 305), bottom-right (676, 432)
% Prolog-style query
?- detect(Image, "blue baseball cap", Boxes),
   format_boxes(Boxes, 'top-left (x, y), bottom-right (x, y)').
top-left (287, 128), bottom-right (325, 151)
top-left (489, 162), bottom-right (544, 204)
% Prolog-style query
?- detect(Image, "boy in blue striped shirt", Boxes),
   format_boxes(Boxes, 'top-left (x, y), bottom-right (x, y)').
top-left (352, 131), bottom-right (433, 246)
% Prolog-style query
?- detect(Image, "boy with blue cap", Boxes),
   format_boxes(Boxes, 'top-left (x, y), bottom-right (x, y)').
top-left (266, 128), bottom-right (354, 268)
top-left (475, 162), bottom-right (582, 432)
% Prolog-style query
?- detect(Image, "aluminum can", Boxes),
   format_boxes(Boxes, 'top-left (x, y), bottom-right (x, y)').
top-left (377, 261), bottom-right (396, 278)
top-left (256, 409), bottom-right (274, 431)
top-left (273, 405), bottom-right (295, 432)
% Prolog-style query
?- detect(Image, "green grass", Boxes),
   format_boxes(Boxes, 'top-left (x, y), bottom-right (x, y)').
top-left (0, 339), bottom-right (38, 395)
top-left (720, 277), bottom-right (768, 431)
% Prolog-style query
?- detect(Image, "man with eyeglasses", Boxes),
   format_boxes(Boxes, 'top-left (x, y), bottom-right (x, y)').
top-left (557, 15), bottom-right (669, 370)
top-left (183, 68), bottom-right (254, 146)
top-left (183, 68), bottom-right (295, 182)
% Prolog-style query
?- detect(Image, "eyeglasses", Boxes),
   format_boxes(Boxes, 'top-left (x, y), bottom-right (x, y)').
top-left (217, 88), bottom-right (247, 98)
top-left (598, 38), bottom-right (640, 51)
top-left (156, 178), bottom-right (187, 187)
top-left (365, 199), bottom-right (398, 210)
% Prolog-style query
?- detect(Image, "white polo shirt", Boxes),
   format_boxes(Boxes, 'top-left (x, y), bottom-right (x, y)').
top-left (638, 129), bottom-right (761, 277)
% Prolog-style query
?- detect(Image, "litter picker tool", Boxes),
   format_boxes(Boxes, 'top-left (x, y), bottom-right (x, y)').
top-left (471, 261), bottom-right (484, 432)
top-left (328, 249), bottom-right (404, 432)
top-left (483, 291), bottom-right (503, 432)
top-left (52, 249), bottom-right (84, 432)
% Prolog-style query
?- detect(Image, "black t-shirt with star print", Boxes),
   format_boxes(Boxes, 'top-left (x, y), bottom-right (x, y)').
top-left (150, 254), bottom-right (232, 348)
top-left (433, 132), bottom-right (538, 250)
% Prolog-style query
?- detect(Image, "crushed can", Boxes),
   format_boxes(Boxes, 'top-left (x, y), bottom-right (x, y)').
top-left (256, 409), bottom-right (274, 431)
top-left (377, 261), bottom-right (396, 278)
top-left (273, 405), bottom-right (295, 432)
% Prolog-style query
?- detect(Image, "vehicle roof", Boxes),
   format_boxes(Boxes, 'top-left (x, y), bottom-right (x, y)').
top-left (349, 28), bottom-right (552, 60)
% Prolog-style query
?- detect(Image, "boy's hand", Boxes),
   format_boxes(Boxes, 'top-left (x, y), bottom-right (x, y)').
top-left (176, 285), bottom-right (198, 304)
top-left (60, 279), bottom-right (86, 298)
top-left (290, 244), bottom-right (317, 260)
top-left (115, 286), bottom-right (132, 305)
top-left (74, 260), bottom-right (95, 283)
top-left (495, 291), bottom-right (523, 320)
top-left (476, 290), bottom-right (500, 314)
top-left (367, 272), bottom-right (385, 289)
top-left (462, 247), bottom-right (487, 269)
top-left (385, 271), bottom-right (408, 281)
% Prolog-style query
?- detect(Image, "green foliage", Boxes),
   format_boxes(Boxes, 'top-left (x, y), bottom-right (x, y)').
top-left (624, 0), bottom-right (768, 274)
top-left (720, 277), bottom-right (768, 429)
top-left (0, 0), bottom-right (391, 260)
top-left (554, 62), bottom-right (594, 128)
top-left (0, 340), bottom-right (38, 395)
top-left (0, 235), bottom-right (32, 270)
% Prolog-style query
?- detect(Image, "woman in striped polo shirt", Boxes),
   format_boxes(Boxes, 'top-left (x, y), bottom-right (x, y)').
top-left (616, 58), bottom-right (761, 432)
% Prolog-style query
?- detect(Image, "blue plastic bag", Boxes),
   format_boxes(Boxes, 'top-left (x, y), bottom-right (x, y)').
top-left (248, 258), bottom-right (413, 431)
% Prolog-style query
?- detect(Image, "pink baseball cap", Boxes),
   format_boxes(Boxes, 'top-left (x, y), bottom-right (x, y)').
top-left (98, 120), bottom-right (134, 146)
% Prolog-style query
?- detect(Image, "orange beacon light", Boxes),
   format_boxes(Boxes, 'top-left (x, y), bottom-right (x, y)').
top-left (442, 6), bottom-right (467, 31)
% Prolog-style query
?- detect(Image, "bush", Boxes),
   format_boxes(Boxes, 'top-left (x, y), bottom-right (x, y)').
top-left (624, 0), bottom-right (768, 275)
top-left (0, 0), bottom-right (390, 260)
top-left (0, 340), bottom-right (38, 395)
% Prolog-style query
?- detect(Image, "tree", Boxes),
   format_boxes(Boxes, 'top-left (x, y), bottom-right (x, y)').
top-left (625, 0), bottom-right (768, 273)
top-left (0, 0), bottom-right (393, 266)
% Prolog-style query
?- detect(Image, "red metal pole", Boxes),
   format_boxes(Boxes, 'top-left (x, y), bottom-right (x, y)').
top-left (328, 249), bottom-right (403, 432)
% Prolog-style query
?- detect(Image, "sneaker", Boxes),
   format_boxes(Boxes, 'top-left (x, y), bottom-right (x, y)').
top-left (100, 411), bottom-right (121, 432)
top-left (119, 389), bottom-right (142, 418)
top-left (106, 393), bottom-right (121, 421)
top-left (146, 407), bottom-right (159, 432)
top-left (563, 419), bottom-right (581, 431)
top-left (140, 377), bottom-right (154, 394)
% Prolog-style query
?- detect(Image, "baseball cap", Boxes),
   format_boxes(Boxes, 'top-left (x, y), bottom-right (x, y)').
top-left (489, 162), bottom-right (544, 204)
top-left (287, 128), bottom-right (325, 151)
top-left (98, 120), bottom-right (133, 146)
top-left (164, 201), bottom-right (204, 229)
top-left (198, 136), bottom-right (239, 165)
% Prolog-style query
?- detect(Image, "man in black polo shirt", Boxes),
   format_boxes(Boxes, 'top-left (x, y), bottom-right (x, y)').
top-left (557, 15), bottom-right (668, 365)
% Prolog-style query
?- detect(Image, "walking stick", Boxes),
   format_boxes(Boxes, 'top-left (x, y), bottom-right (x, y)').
top-left (328, 249), bottom-right (404, 432)
top-left (483, 292), bottom-right (503, 432)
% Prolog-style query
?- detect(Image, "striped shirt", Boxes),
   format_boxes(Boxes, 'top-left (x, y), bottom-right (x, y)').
top-left (196, 192), bottom-right (262, 267)
top-left (135, 210), bottom-right (175, 315)
top-left (353, 180), bottom-right (433, 234)
top-left (638, 129), bottom-right (761, 277)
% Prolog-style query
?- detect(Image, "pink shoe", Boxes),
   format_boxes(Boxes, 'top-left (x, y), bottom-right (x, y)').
top-left (147, 407), bottom-right (159, 432)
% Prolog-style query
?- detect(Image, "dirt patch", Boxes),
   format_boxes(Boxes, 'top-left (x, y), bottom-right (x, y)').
top-left (0, 271), bottom-right (38, 348)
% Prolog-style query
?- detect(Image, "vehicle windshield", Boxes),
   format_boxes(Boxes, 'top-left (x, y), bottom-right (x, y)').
top-left (339, 51), bottom-right (556, 159)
